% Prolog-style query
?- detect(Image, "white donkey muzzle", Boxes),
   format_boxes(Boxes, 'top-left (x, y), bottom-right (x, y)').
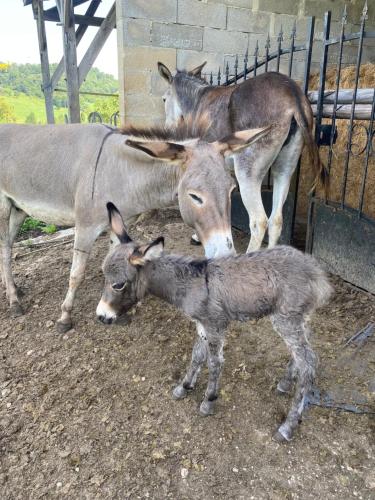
top-left (203, 231), bottom-right (236, 259)
top-left (96, 299), bottom-right (117, 325)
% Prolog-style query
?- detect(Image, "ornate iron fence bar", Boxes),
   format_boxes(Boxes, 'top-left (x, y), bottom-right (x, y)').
top-left (340, 1), bottom-right (368, 208)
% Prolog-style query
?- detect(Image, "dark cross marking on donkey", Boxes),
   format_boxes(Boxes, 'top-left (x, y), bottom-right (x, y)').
top-left (97, 202), bottom-right (333, 442)
top-left (158, 62), bottom-right (329, 251)
top-left (0, 120), bottom-right (270, 331)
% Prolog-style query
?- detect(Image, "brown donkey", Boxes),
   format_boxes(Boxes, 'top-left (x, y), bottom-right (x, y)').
top-left (158, 62), bottom-right (328, 251)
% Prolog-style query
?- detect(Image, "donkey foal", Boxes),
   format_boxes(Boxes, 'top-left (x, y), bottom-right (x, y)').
top-left (98, 203), bottom-right (333, 442)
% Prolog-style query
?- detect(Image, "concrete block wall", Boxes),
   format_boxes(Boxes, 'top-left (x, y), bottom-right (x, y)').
top-left (116, 0), bottom-right (375, 125)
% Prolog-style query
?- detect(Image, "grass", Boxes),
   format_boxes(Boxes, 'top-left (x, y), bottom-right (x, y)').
top-left (19, 217), bottom-right (57, 236)
top-left (5, 94), bottom-right (68, 124)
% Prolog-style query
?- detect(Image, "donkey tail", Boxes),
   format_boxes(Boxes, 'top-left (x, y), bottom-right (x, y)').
top-left (293, 100), bottom-right (329, 196)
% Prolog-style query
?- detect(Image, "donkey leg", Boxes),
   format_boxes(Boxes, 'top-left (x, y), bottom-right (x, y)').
top-left (199, 335), bottom-right (225, 416)
top-left (56, 226), bottom-right (98, 333)
top-left (277, 358), bottom-right (296, 394)
top-left (0, 196), bottom-right (26, 316)
top-left (268, 130), bottom-right (303, 247)
top-left (271, 314), bottom-right (316, 442)
top-left (173, 335), bottom-right (207, 400)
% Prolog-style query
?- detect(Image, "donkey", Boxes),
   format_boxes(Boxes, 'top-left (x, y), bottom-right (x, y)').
top-left (158, 62), bottom-right (328, 251)
top-left (98, 202), bottom-right (333, 442)
top-left (0, 121), bottom-right (270, 332)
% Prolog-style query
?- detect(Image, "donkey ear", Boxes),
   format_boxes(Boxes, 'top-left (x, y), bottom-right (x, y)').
top-left (129, 237), bottom-right (165, 266)
top-left (158, 62), bottom-right (173, 84)
top-left (125, 139), bottom-right (188, 163)
top-left (106, 202), bottom-right (132, 244)
top-left (214, 125), bottom-right (274, 157)
top-left (189, 61), bottom-right (207, 77)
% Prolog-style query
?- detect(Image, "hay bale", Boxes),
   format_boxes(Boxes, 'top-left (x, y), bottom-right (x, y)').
top-left (298, 63), bottom-right (375, 221)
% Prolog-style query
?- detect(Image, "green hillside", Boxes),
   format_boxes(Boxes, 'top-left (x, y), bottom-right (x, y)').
top-left (0, 62), bottom-right (119, 124)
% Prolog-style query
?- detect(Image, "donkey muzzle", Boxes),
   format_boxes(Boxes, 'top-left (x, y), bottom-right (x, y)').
top-left (203, 231), bottom-right (236, 259)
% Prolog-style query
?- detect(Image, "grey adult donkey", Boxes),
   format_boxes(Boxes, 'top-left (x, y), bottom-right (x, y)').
top-left (0, 121), bottom-right (270, 332)
top-left (158, 62), bottom-right (328, 251)
top-left (98, 203), bottom-right (333, 442)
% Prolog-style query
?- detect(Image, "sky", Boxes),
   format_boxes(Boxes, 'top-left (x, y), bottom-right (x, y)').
top-left (0, 0), bottom-right (118, 77)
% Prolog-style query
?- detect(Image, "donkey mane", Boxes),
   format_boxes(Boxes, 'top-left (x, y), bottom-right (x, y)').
top-left (120, 115), bottom-right (210, 143)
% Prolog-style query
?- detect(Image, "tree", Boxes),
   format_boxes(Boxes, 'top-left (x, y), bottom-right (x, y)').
top-left (0, 97), bottom-right (16, 123)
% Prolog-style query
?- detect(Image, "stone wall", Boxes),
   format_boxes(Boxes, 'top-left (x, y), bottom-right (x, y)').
top-left (116, 0), bottom-right (375, 125)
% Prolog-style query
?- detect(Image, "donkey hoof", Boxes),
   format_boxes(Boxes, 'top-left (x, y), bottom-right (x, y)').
top-left (172, 385), bottom-right (187, 400)
top-left (273, 425), bottom-right (292, 443)
top-left (56, 320), bottom-right (73, 334)
top-left (10, 303), bottom-right (24, 318)
top-left (199, 400), bottom-right (215, 417)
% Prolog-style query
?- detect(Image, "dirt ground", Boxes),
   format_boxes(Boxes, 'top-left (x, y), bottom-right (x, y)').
top-left (1, 209), bottom-right (375, 500)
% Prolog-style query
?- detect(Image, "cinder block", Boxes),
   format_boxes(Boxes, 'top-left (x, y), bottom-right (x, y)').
top-left (124, 70), bottom-right (151, 94)
top-left (124, 94), bottom-right (165, 117)
top-left (122, 18), bottom-right (152, 46)
top-left (177, 0), bottom-right (227, 29)
top-left (121, 0), bottom-right (177, 23)
top-left (123, 46), bottom-right (176, 71)
top-left (227, 8), bottom-right (271, 34)
top-left (150, 71), bottom-right (169, 96)
top-left (152, 22), bottom-right (203, 50)
top-left (254, 0), bottom-right (298, 16)
top-left (204, 28), bottom-right (249, 54)
top-left (176, 50), bottom-right (224, 74)
top-left (304, 0), bottom-right (345, 21)
top-left (208, 0), bottom-right (252, 8)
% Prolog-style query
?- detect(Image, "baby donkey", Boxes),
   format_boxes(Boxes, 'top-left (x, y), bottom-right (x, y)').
top-left (98, 203), bottom-right (332, 442)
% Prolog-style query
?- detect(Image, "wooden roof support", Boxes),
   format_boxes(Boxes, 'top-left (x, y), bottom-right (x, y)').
top-left (50, 0), bottom-right (102, 92)
top-left (32, 0), bottom-right (55, 123)
top-left (58, 0), bottom-right (80, 123)
top-left (78, 3), bottom-right (116, 87)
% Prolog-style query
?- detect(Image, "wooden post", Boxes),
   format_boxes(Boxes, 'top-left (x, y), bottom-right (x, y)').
top-left (50, 0), bottom-right (102, 92)
top-left (32, 0), bottom-right (55, 123)
top-left (78, 3), bottom-right (116, 86)
top-left (58, 0), bottom-right (80, 123)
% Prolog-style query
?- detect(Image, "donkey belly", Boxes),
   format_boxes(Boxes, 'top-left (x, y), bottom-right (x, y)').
top-left (9, 198), bottom-right (75, 226)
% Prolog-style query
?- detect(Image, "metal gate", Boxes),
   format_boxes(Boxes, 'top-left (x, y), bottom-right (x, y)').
top-left (209, 16), bottom-right (316, 245)
top-left (307, 5), bottom-right (375, 294)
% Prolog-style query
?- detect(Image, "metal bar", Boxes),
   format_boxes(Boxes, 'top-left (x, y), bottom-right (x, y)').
top-left (243, 49), bottom-right (248, 81)
top-left (288, 20), bottom-right (296, 77)
top-left (265, 33), bottom-right (270, 73)
top-left (32, 0), bottom-right (55, 123)
top-left (291, 16), bottom-right (315, 244)
top-left (78, 3), bottom-right (116, 87)
top-left (50, 0), bottom-right (101, 91)
top-left (340, 2), bottom-right (367, 208)
top-left (325, 29), bottom-right (375, 46)
top-left (234, 54), bottom-right (238, 83)
top-left (225, 61), bottom-right (229, 85)
top-left (327, 6), bottom-right (347, 176)
top-left (306, 11), bottom-right (331, 254)
top-left (358, 76), bottom-right (375, 216)
top-left (276, 25), bottom-right (283, 73)
top-left (253, 40), bottom-right (258, 77)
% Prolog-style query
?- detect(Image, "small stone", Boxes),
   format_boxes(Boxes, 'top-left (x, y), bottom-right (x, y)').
top-left (27, 350), bottom-right (33, 356)
top-left (232, 467), bottom-right (239, 473)
top-left (56, 482), bottom-right (62, 488)
top-left (46, 320), bottom-right (54, 328)
top-left (180, 467), bottom-right (189, 479)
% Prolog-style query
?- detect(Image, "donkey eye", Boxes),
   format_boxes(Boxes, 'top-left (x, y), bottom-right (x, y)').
top-left (162, 97), bottom-right (166, 103)
top-left (189, 193), bottom-right (203, 205)
top-left (112, 282), bottom-right (127, 291)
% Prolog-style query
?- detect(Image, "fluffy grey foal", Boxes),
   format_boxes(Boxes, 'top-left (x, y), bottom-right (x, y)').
top-left (98, 203), bottom-right (333, 442)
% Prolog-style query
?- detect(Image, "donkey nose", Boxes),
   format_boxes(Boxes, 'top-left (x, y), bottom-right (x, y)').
top-left (97, 314), bottom-right (114, 325)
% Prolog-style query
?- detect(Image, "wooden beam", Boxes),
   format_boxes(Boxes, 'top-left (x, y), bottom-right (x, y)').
top-left (78, 3), bottom-right (116, 87)
top-left (32, 0), bottom-right (54, 123)
top-left (311, 104), bottom-right (373, 120)
top-left (308, 89), bottom-right (375, 105)
top-left (50, 0), bottom-right (101, 91)
top-left (61, 0), bottom-right (80, 122)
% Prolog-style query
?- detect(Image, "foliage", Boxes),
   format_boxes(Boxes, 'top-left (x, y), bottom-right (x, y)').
top-left (20, 217), bottom-right (57, 236)
top-left (0, 63), bottom-right (119, 124)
